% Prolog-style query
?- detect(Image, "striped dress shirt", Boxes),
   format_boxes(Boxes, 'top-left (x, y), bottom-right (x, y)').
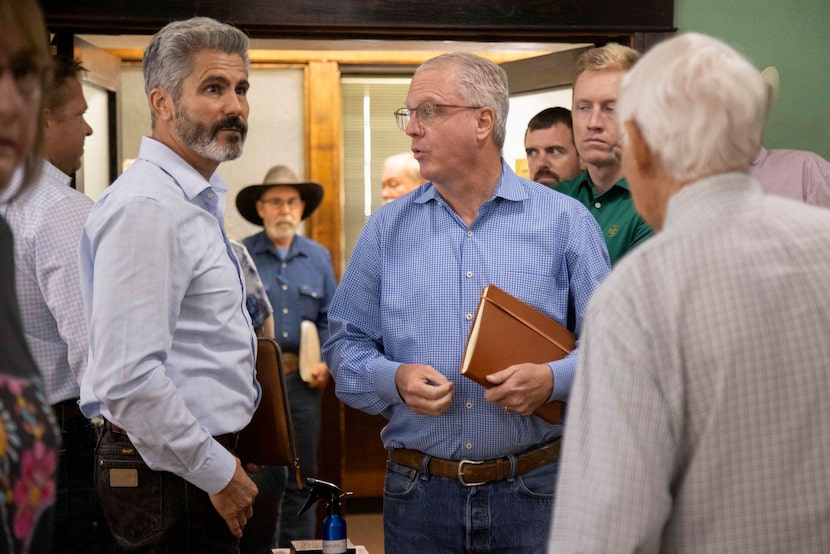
top-left (1, 161), bottom-right (92, 404)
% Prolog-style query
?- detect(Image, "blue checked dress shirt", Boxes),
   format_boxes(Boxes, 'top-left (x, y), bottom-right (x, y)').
top-left (1, 161), bottom-right (92, 405)
top-left (79, 137), bottom-right (259, 494)
top-left (323, 161), bottom-right (610, 460)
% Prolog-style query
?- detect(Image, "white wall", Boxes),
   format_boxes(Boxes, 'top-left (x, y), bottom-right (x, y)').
top-left (503, 87), bottom-right (573, 176)
top-left (77, 82), bottom-right (111, 201)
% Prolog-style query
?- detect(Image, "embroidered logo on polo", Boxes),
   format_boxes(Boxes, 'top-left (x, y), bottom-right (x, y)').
top-left (607, 224), bottom-right (619, 238)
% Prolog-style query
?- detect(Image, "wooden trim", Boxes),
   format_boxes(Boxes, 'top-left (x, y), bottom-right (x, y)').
top-left (304, 61), bottom-right (344, 279)
top-left (97, 47), bottom-right (561, 66)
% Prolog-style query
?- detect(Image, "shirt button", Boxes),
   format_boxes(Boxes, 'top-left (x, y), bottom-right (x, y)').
top-left (466, 402), bottom-right (472, 409)
top-left (282, 332), bottom-right (289, 338)
top-left (465, 443), bottom-right (472, 450)
top-left (282, 308), bottom-right (289, 314)
top-left (281, 262), bottom-right (287, 268)
top-left (281, 285), bottom-right (288, 291)
top-left (207, 192), bottom-right (215, 199)
top-left (594, 202), bottom-right (601, 208)
top-left (467, 231), bottom-right (473, 237)
top-left (466, 271), bottom-right (473, 278)
top-left (465, 313), bottom-right (473, 320)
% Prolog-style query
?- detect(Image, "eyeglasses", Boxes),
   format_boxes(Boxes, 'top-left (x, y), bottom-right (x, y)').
top-left (394, 103), bottom-right (482, 131)
top-left (0, 58), bottom-right (45, 99)
top-left (259, 197), bottom-right (302, 209)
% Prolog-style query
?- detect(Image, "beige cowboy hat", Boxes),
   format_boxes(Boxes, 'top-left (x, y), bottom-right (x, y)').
top-left (236, 165), bottom-right (324, 225)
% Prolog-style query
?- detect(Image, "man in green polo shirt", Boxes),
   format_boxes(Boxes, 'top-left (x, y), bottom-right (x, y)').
top-left (556, 43), bottom-right (653, 265)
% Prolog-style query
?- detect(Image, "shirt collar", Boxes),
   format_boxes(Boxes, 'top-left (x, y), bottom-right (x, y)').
top-left (413, 158), bottom-right (526, 205)
top-left (136, 136), bottom-right (228, 201)
top-left (0, 158), bottom-right (71, 205)
top-left (579, 170), bottom-right (630, 193)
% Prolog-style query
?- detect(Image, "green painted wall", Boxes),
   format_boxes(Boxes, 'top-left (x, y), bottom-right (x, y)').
top-left (675, 0), bottom-right (830, 160)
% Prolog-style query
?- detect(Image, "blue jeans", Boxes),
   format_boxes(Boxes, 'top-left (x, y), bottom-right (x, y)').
top-left (383, 456), bottom-right (558, 553)
top-left (95, 426), bottom-right (239, 553)
top-left (277, 371), bottom-right (323, 547)
top-left (53, 403), bottom-right (117, 553)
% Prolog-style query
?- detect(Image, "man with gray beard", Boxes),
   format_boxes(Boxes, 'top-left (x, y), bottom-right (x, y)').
top-left (79, 17), bottom-right (260, 552)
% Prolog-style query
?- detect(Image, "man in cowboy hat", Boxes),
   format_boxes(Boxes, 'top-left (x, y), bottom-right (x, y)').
top-left (237, 165), bottom-right (336, 547)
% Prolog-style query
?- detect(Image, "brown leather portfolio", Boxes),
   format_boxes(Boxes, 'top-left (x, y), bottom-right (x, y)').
top-left (461, 284), bottom-right (574, 424)
top-left (237, 337), bottom-right (301, 481)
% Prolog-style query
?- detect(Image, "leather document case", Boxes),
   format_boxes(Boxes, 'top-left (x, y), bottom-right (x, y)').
top-left (461, 284), bottom-right (574, 425)
top-left (238, 337), bottom-right (301, 482)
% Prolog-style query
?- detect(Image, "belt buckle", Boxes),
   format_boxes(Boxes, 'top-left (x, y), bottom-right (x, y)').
top-left (457, 459), bottom-right (485, 487)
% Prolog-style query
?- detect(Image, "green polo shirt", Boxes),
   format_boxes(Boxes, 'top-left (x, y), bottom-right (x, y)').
top-left (554, 170), bottom-right (653, 265)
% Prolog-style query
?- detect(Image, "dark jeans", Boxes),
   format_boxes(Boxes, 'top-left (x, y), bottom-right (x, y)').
top-left (277, 371), bottom-right (323, 547)
top-left (53, 401), bottom-right (117, 554)
top-left (95, 426), bottom-right (239, 553)
top-left (240, 465), bottom-right (288, 554)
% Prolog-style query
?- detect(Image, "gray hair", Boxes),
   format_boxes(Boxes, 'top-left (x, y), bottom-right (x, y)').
top-left (416, 52), bottom-right (509, 150)
top-left (617, 33), bottom-right (766, 182)
top-left (143, 17), bottom-right (249, 126)
top-left (382, 152), bottom-right (421, 183)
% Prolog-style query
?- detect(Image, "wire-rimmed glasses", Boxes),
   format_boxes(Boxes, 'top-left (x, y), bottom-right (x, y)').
top-left (394, 102), bottom-right (482, 131)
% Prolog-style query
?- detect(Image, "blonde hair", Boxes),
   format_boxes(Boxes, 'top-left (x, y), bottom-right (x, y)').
top-left (574, 43), bottom-right (640, 81)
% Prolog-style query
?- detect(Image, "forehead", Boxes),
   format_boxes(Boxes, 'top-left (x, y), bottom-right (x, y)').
top-left (0, 22), bottom-right (29, 63)
top-left (573, 70), bottom-right (623, 102)
top-left (186, 49), bottom-right (248, 83)
top-left (260, 185), bottom-right (301, 199)
top-left (526, 123), bottom-right (574, 145)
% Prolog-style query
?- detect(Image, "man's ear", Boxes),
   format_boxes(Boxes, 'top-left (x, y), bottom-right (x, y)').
top-left (149, 88), bottom-right (174, 123)
top-left (624, 120), bottom-right (654, 175)
top-left (476, 106), bottom-right (495, 141)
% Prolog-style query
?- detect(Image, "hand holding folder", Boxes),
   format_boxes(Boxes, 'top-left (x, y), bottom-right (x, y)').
top-left (461, 285), bottom-right (574, 424)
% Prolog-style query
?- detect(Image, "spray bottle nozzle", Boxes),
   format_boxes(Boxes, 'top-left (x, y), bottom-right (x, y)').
top-left (297, 478), bottom-right (354, 516)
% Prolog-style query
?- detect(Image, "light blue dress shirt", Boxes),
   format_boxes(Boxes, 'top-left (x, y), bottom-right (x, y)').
top-left (79, 137), bottom-right (259, 494)
top-left (323, 161), bottom-right (610, 460)
top-left (1, 160), bottom-right (92, 404)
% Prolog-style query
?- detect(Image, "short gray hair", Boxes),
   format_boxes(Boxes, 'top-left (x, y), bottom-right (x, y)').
top-left (143, 17), bottom-right (249, 126)
top-left (416, 52), bottom-right (509, 150)
top-left (617, 33), bottom-right (766, 182)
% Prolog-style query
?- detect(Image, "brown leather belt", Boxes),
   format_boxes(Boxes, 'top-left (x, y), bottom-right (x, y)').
top-left (282, 352), bottom-right (299, 374)
top-left (388, 439), bottom-right (561, 486)
top-left (104, 421), bottom-right (240, 452)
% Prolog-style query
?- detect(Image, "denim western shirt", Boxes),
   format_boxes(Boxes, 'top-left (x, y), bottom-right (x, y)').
top-left (1, 160), bottom-right (92, 405)
top-left (79, 136), bottom-right (259, 494)
top-left (323, 161), bottom-right (610, 460)
top-left (242, 232), bottom-right (336, 354)
top-left (556, 170), bottom-right (654, 266)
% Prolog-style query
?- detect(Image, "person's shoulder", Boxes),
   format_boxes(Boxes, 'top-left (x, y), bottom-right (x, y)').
top-left (551, 172), bottom-right (587, 196)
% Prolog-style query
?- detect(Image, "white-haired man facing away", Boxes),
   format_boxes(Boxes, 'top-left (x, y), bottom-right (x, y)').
top-left (549, 33), bottom-right (830, 553)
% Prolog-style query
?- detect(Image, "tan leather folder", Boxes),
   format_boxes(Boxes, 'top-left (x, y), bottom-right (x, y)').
top-left (461, 284), bottom-right (574, 425)
top-left (238, 337), bottom-right (301, 483)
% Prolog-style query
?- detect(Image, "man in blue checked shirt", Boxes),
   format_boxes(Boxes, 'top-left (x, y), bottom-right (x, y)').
top-left (323, 52), bottom-right (611, 554)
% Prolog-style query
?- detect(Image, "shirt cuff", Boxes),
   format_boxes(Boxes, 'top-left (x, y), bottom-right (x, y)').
top-left (182, 438), bottom-right (237, 495)
top-left (372, 358), bottom-right (407, 406)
